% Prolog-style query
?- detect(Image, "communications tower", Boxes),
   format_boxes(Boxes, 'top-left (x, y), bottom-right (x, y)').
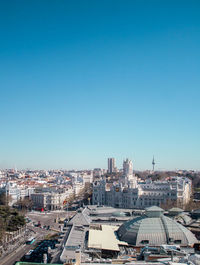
top-left (152, 156), bottom-right (155, 172)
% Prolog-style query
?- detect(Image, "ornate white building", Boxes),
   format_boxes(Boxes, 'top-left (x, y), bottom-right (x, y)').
top-left (31, 191), bottom-right (67, 210)
top-left (92, 176), bottom-right (192, 209)
top-left (123, 158), bottom-right (133, 177)
top-left (0, 182), bottom-right (34, 206)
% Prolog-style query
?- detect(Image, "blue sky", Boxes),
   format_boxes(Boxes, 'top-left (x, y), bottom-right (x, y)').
top-left (0, 0), bottom-right (200, 170)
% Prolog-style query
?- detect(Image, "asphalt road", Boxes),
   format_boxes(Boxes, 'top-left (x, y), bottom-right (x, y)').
top-left (0, 244), bottom-right (31, 265)
top-left (0, 237), bottom-right (42, 265)
top-left (27, 210), bottom-right (69, 231)
top-left (0, 226), bottom-right (50, 265)
top-left (0, 210), bottom-right (75, 265)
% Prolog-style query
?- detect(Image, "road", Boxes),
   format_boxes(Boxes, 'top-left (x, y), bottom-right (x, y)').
top-left (0, 225), bottom-right (51, 265)
top-left (0, 236), bottom-right (44, 265)
top-left (27, 210), bottom-right (69, 231)
top-left (0, 210), bottom-right (75, 265)
top-left (0, 243), bottom-right (32, 265)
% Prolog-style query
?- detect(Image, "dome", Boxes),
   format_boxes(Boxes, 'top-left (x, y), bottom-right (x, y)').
top-left (117, 206), bottom-right (197, 247)
top-left (145, 206), bottom-right (164, 217)
top-left (168, 207), bottom-right (184, 216)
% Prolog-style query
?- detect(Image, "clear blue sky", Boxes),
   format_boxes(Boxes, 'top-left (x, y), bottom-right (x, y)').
top-left (0, 0), bottom-right (200, 170)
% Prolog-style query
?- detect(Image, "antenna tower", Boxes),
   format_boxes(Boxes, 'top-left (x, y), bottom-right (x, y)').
top-left (152, 156), bottom-right (155, 172)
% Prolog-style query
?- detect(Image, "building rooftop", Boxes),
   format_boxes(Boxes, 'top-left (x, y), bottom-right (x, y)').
top-left (112, 211), bottom-right (127, 217)
top-left (68, 207), bottom-right (91, 226)
top-left (192, 208), bottom-right (200, 214)
top-left (117, 206), bottom-right (197, 247)
top-left (88, 224), bottom-right (128, 251)
top-left (60, 224), bottom-right (88, 261)
top-left (15, 263), bottom-right (62, 265)
top-left (169, 207), bottom-right (183, 213)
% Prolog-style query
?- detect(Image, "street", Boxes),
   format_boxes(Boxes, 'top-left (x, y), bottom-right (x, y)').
top-left (0, 210), bottom-right (74, 265)
top-left (26, 210), bottom-right (69, 231)
top-left (0, 210), bottom-right (75, 265)
top-left (0, 236), bottom-right (43, 265)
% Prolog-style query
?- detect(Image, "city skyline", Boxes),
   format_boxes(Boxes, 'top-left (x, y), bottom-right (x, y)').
top-left (0, 156), bottom-right (198, 172)
top-left (0, 1), bottom-right (200, 170)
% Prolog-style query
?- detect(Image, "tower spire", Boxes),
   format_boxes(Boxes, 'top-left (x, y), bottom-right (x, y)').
top-left (152, 156), bottom-right (155, 172)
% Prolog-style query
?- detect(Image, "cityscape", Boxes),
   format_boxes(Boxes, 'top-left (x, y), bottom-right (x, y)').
top-left (0, 158), bottom-right (200, 264)
top-left (1, 1), bottom-right (200, 265)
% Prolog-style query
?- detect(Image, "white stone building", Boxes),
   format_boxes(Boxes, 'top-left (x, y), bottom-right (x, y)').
top-left (92, 176), bottom-right (192, 209)
top-left (82, 172), bottom-right (93, 185)
top-left (31, 191), bottom-right (67, 210)
top-left (0, 182), bottom-right (35, 206)
top-left (5, 182), bottom-right (20, 206)
top-left (123, 158), bottom-right (133, 177)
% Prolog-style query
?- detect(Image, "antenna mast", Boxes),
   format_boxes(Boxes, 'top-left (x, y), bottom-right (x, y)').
top-left (152, 156), bottom-right (155, 172)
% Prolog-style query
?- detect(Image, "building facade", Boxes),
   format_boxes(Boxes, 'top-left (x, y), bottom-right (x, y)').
top-left (108, 158), bottom-right (116, 174)
top-left (31, 192), bottom-right (66, 210)
top-left (92, 176), bottom-right (192, 209)
top-left (123, 158), bottom-right (133, 177)
top-left (0, 182), bottom-right (35, 206)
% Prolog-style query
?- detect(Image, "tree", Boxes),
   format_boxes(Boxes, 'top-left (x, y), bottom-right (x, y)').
top-left (0, 193), bottom-right (6, 205)
top-left (66, 192), bottom-right (76, 206)
top-left (160, 199), bottom-right (178, 210)
top-left (0, 206), bottom-right (11, 227)
top-left (0, 217), bottom-right (6, 242)
top-left (7, 215), bottom-right (25, 231)
top-left (17, 197), bottom-right (33, 212)
top-left (0, 205), bottom-right (25, 232)
top-left (184, 199), bottom-right (200, 211)
top-left (83, 183), bottom-right (92, 202)
top-left (0, 192), bottom-right (12, 206)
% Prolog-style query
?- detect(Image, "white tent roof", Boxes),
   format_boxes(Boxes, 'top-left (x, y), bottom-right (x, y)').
top-left (88, 224), bottom-right (127, 251)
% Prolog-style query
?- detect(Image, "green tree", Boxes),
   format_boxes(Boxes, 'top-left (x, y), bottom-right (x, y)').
top-left (0, 217), bottom-right (6, 242)
top-left (0, 193), bottom-right (6, 205)
top-left (7, 215), bottom-right (25, 231)
top-left (0, 205), bottom-right (25, 232)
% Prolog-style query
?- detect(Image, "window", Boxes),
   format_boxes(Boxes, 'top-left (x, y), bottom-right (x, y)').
top-left (140, 240), bottom-right (149, 244)
top-left (174, 240), bottom-right (181, 244)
